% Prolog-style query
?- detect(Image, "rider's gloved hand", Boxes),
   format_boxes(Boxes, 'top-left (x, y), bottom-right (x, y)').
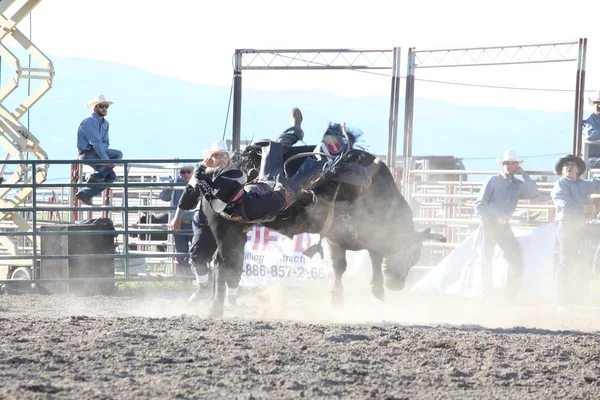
top-left (193, 163), bottom-right (207, 180)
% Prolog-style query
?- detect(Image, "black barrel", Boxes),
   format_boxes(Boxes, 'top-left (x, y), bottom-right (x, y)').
top-left (40, 218), bottom-right (116, 295)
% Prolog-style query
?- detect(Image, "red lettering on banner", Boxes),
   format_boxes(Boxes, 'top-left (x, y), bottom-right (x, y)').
top-left (246, 227), bottom-right (261, 251)
top-left (294, 233), bottom-right (312, 253)
top-left (246, 227), bottom-right (256, 245)
top-left (247, 227), bottom-right (314, 252)
top-left (262, 228), bottom-right (280, 251)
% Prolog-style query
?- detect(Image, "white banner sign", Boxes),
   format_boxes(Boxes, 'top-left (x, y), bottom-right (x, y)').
top-left (411, 223), bottom-right (556, 301)
top-left (240, 227), bottom-right (334, 288)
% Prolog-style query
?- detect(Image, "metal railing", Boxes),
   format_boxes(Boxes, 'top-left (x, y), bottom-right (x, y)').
top-left (0, 158), bottom-right (201, 285)
top-left (0, 157), bottom-right (567, 283)
top-left (407, 168), bottom-right (558, 262)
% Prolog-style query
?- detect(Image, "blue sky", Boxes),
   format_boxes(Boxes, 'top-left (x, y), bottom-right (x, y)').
top-left (0, 0), bottom-right (595, 182)
top-left (8, 0), bottom-right (599, 113)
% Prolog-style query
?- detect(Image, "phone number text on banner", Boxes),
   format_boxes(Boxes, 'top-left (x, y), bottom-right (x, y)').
top-left (240, 226), bottom-right (332, 288)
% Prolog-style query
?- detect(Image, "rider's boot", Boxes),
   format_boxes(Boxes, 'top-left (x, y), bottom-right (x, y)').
top-left (275, 108), bottom-right (304, 151)
top-left (254, 108), bottom-right (304, 181)
top-left (248, 107), bottom-right (303, 153)
top-left (291, 107), bottom-right (303, 129)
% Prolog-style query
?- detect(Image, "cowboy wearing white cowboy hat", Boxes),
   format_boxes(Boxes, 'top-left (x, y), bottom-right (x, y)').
top-left (202, 140), bottom-right (230, 168)
top-left (583, 89), bottom-right (600, 168)
top-left (496, 149), bottom-right (524, 166)
top-left (475, 149), bottom-right (539, 300)
top-left (75, 94), bottom-right (122, 206)
top-left (169, 139), bottom-right (232, 300)
top-left (87, 94), bottom-right (114, 113)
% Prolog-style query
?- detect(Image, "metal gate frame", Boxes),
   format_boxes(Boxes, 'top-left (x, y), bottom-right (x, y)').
top-left (231, 48), bottom-right (403, 173)
top-left (402, 38), bottom-right (587, 196)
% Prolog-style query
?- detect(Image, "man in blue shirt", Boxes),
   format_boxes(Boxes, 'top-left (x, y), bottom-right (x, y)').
top-left (475, 150), bottom-right (540, 299)
top-left (160, 164), bottom-right (195, 276)
top-left (583, 90), bottom-right (600, 168)
top-left (551, 155), bottom-right (600, 304)
top-left (75, 94), bottom-right (123, 206)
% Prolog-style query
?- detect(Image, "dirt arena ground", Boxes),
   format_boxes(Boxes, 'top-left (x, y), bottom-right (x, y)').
top-left (2, 285), bottom-right (600, 399)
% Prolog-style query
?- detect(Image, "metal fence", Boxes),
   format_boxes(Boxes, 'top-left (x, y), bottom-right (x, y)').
top-left (0, 158), bottom-right (201, 285)
top-left (0, 156), bottom-right (585, 284)
top-left (407, 166), bottom-right (559, 263)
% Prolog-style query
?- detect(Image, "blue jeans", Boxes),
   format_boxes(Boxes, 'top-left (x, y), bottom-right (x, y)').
top-left (173, 221), bottom-right (193, 270)
top-left (480, 221), bottom-right (523, 296)
top-left (189, 209), bottom-right (217, 280)
top-left (556, 222), bottom-right (600, 302)
top-left (77, 148), bottom-right (123, 198)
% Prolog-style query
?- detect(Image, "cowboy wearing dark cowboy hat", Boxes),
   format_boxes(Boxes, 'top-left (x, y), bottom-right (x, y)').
top-left (551, 154), bottom-right (600, 304)
top-left (554, 154), bottom-right (587, 176)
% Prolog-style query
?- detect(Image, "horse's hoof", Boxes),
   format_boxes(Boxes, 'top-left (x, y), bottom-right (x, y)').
top-left (331, 292), bottom-right (345, 311)
top-left (371, 284), bottom-right (385, 302)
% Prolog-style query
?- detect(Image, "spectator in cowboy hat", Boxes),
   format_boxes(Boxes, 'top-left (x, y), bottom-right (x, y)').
top-left (475, 150), bottom-right (539, 300)
top-left (551, 154), bottom-right (600, 304)
top-left (160, 164), bottom-right (196, 276)
top-left (170, 140), bottom-right (231, 300)
top-left (583, 89), bottom-right (600, 168)
top-left (75, 94), bottom-right (122, 206)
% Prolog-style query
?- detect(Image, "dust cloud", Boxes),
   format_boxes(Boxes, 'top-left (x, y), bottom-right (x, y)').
top-left (3, 253), bottom-right (599, 333)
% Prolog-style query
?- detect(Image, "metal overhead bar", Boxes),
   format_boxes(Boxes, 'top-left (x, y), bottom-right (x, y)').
top-left (412, 41), bottom-right (579, 68)
top-left (231, 48), bottom-right (401, 171)
top-left (401, 39), bottom-right (584, 198)
top-left (237, 48), bottom-right (394, 70)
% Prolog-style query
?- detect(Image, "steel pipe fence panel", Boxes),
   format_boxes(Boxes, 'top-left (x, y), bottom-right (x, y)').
top-left (0, 157), bottom-right (569, 284)
top-left (1, 158), bottom-right (204, 283)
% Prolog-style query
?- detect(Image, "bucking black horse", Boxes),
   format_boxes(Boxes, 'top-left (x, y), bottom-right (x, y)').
top-left (202, 143), bottom-right (446, 317)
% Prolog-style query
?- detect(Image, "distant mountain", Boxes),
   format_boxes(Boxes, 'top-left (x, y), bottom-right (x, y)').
top-left (0, 53), bottom-right (574, 180)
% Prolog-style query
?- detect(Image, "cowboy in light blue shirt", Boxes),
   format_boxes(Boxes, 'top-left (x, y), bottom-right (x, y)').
top-left (583, 90), bottom-right (600, 168)
top-left (75, 94), bottom-right (123, 206)
top-left (551, 155), bottom-right (600, 304)
top-left (475, 150), bottom-right (539, 298)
